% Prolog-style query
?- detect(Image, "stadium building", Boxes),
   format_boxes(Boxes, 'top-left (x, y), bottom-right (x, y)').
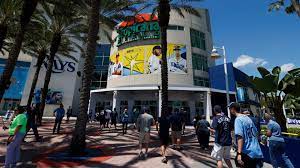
top-left (88, 9), bottom-right (236, 123)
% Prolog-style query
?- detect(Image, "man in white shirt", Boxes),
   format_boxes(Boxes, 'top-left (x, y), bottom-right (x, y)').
top-left (111, 53), bottom-right (123, 77)
top-left (148, 46), bottom-right (162, 74)
top-left (169, 46), bottom-right (187, 73)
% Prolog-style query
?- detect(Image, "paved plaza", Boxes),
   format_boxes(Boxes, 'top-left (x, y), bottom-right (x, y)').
top-left (0, 119), bottom-right (272, 168)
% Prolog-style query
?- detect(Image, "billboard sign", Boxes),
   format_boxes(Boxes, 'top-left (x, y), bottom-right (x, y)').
top-left (108, 44), bottom-right (187, 79)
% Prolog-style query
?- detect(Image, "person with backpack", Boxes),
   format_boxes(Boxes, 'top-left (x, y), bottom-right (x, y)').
top-left (196, 115), bottom-right (210, 150)
top-left (210, 105), bottom-right (233, 168)
top-left (121, 109), bottom-right (129, 134)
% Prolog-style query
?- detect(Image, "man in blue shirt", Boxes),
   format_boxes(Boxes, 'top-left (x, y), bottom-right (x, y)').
top-left (229, 102), bottom-right (263, 168)
top-left (53, 104), bottom-right (65, 134)
top-left (210, 105), bottom-right (233, 168)
top-left (264, 113), bottom-right (294, 168)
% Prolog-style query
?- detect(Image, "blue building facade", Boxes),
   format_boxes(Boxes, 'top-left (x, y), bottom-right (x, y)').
top-left (0, 58), bottom-right (31, 113)
top-left (209, 63), bottom-right (260, 112)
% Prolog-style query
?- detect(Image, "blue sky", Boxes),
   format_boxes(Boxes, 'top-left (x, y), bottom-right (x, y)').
top-left (194, 0), bottom-right (300, 76)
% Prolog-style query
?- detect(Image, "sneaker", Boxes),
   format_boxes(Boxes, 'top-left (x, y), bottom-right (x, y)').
top-left (144, 153), bottom-right (148, 158)
top-left (162, 157), bottom-right (168, 164)
top-left (139, 151), bottom-right (144, 158)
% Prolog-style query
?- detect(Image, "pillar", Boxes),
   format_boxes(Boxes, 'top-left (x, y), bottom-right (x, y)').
top-left (112, 91), bottom-right (118, 111)
top-left (204, 91), bottom-right (212, 123)
top-left (158, 89), bottom-right (162, 117)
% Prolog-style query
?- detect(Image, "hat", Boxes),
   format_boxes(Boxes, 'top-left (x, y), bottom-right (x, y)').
top-left (173, 46), bottom-right (181, 51)
top-left (227, 102), bottom-right (240, 111)
top-left (152, 45), bottom-right (161, 51)
top-left (116, 53), bottom-right (120, 57)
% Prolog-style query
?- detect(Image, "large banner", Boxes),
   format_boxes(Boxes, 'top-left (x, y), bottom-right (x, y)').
top-left (108, 44), bottom-right (187, 79)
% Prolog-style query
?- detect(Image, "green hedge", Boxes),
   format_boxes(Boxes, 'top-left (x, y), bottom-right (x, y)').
top-left (261, 125), bottom-right (300, 137)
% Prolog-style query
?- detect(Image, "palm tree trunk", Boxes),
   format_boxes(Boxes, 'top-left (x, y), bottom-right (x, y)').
top-left (38, 33), bottom-right (61, 125)
top-left (0, 0), bottom-right (38, 102)
top-left (27, 51), bottom-right (46, 108)
top-left (70, 0), bottom-right (100, 155)
top-left (158, 0), bottom-right (170, 117)
top-left (274, 103), bottom-right (288, 132)
top-left (0, 23), bottom-right (8, 51)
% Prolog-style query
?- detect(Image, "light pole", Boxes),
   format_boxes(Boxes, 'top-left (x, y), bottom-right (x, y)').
top-left (211, 46), bottom-right (231, 118)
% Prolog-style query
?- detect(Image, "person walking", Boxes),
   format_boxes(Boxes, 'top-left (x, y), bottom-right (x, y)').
top-left (121, 109), bottom-right (129, 134)
top-left (157, 115), bottom-right (171, 163)
top-left (210, 105), bottom-right (233, 168)
top-left (5, 106), bottom-right (27, 168)
top-left (99, 110), bottom-right (106, 131)
top-left (66, 106), bottom-right (72, 122)
top-left (136, 109), bottom-right (154, 159)
top-left (264, 113), bottom-right (294, 168)
top-left (24, 105), bottom-right (42, 142)
top-left (196, 115), bottom-right (210, 150)
top-left (179, 108), bottom-right (186, 135)
top-left (52, 104), bottom-right (65, 134)
top-left (169, 109), bottom-right (183, 150)
top-left (229, 102), bottom-right (263, 168)
top-left (105, 109), bottom-right (112, 129)
top-left (132, 108), bottom-right (140, 129)
top-left (111, 108), bottom-right (118, 130)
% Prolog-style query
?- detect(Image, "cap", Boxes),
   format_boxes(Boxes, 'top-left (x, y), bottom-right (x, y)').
top-left (228, 102), bottom-right (240, 111)
top-left (152, 45), bottom-right (161, 51)
top-left (173, 46), bottom-right (181, 51)
top-left (116, 53), bottom-right (120, 57)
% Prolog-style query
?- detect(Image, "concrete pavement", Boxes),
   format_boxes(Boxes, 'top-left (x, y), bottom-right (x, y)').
top-left (0, 119), bottom-right (272, 168)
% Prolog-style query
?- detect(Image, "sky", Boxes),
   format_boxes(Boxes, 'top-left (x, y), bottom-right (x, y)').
top-left (193, 0), bottom-right (300, 76)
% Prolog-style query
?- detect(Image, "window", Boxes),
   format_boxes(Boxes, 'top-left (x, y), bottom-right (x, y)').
top-left (194, 76), bottom-right (209, 87)
top-left (168, 25), bottom-right (184, 31)
top-left (190, 29), bottom-right (206, 50)
top-left (192, 53), bottom-right (208, 72)
top-left (195, 101), bottom-right (204, 116)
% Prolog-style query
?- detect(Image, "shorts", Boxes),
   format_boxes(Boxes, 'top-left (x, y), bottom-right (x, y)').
top-left (159, 134), bottom-right (170, 146)
top-left (139, 132), bottom-right (150, 144)
top-left (172, 131), bottom-right (181, 139)
top-left (235, 153), bottom-right (263, 168)
top-left (211, 143), bottom-right (231, 161)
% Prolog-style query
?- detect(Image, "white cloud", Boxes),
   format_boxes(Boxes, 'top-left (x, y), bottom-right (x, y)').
top-left (281, 63), bottom-right (295, 73)
top-left (233, 55), bottom-right (268, 68)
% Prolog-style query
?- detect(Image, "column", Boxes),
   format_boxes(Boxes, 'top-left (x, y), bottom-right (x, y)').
top-left (88, 92), bottom-right (97, 121)
top-left (188, 100), bottom-right (196, 123)
top-left (112, 91), bottom-right (118, 111)
top-left (158, 89), bottom-right (162, 117)
top-left (204, 91), bottom-right (212, 123)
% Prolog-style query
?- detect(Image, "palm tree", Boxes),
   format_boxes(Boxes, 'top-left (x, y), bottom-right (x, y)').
top-left (70, 0), bottom-right (145, 154)
top-left (70, 0), bottom-right (100, 154)
top-left (0, 0), bottom-right (22, 52)
top-left (0, 0), bottom-right (38, 102)
top-left (22, 17), bottom-right (78, 109)
top-left (250, 66), bottom-right (300, 132)
top-left (36, 1), bottom-right (85, 123)
top-left (150, 0), bottom-right (200, 117)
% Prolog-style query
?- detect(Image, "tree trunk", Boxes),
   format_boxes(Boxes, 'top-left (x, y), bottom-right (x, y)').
top-left (158, 0), bottom-right (170, 117)
top-left (0, 0), bottom-right (38, 102)
top-left (274, 107), bottom-right (288, 132)
top-left (70, 0), bottom-right (100, 155)
top-left (0, 24), bottom-right (8, 52)
top-left (27, 51), bottom-right (47, 108)
top-left (38, 33), bottom-right (61, 125)
top-left (291, 0), bottom-right (300, 17)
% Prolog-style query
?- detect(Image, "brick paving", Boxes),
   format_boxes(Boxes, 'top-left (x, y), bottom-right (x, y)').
top-left (0, 119), bottom-right (272, 168)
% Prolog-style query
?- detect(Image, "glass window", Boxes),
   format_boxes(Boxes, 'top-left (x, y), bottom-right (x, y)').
top-left (194, 76), bottom-right (209, 87)
top-left (190, 29), bottom-right (206, 50)
top-left (103, 56), bottom-right (110, 65)
top-left (192, 53), bottom-right (208, 72)
top-left (168, 25), bottom-right (184, 31)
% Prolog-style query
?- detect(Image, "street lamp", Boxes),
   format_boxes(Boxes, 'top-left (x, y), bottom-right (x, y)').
top-left (210, 46), bottom-right (231, 118)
